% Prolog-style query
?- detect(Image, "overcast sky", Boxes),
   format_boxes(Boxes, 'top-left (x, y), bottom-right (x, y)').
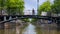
top-left (24, 0), bottom-right (54, 15)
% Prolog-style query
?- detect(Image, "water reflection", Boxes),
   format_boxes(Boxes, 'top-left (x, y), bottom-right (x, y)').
top-left (22, 23), bottom-right (36, 34)
top-left (16, 26), bottom-right (20, 34)
top-left (0, 23), bottom-right (60, 34)
top-left (4, 28), bottom-right (16, 34)
top-left (0, 29), bottom-right (4, 34)
top-left (36, 24), bottom-right (60, 34)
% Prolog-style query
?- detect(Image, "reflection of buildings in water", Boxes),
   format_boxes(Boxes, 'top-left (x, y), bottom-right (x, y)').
top-left (4, 29), bottom-right (16, 34)
top-left (16, 26), bottom-right (20, 34)
top-left (40, 24), bottom-right (59, 34)
top-left (0, 29), bottom-right (4, 34)
top-left (16, 26), bottom-right (23, 34)
top-left (0, 23), bottom-right (60, 34)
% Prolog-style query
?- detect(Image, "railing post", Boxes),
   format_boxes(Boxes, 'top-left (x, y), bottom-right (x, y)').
top-left (4, 16), bottom-right (7, 21)
top-left (9, 16), bottom-right (12, 20)
top-left (55, 18), bottom-right (57, 24)
top-left (16, 16), bottom-right (18, 19)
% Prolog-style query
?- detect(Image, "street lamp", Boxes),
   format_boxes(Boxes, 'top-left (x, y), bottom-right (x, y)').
top-left (37, 0), bottom-right (39, 7)
top-left (37, 0), bottom-right (39, 15)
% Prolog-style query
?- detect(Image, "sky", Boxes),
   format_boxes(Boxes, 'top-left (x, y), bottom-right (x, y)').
top-left (24, 0), bottom-right (54, 15)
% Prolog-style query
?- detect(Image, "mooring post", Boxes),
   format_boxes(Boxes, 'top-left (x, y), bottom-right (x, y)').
top-left (9, 16), bottom-right (12, 20)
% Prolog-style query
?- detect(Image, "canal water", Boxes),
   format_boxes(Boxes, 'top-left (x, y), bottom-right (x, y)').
top-left (0, 23), bottom-right (60, 34)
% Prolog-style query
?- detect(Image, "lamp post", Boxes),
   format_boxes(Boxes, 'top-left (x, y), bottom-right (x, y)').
top-left (37, 0), bottom-right (39, 15)
top-left (37, 0), bottom-right (39, 7)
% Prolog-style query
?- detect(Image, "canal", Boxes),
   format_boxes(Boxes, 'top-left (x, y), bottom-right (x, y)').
top-left (0, 23), bottom-right (60, 34)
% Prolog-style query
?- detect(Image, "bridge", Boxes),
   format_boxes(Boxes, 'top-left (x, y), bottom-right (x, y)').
top-left (0, 15), bottom-right (60, 29)
top-left (0, 15), bottom-right (60, 23)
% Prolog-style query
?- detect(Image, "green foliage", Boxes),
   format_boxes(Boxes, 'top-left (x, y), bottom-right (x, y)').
top-left (6, 0), bottom-right (24, 8)
top-left (0, 0), bottom-right (5, 15)
top-left (38, 1), bottom-right (51, 15)
top-left (6, 0), bottom-right (24, 15)
top-left (51, 0), bottom-right (60, 13)
top-left (23, 19), bottom-right (30, 22)
top-left (31, 18), bottom-right (38, 23)
top-left (0, 0), bottom-right (4, 9)
top-left (0, 0), bottom-right (24, 15)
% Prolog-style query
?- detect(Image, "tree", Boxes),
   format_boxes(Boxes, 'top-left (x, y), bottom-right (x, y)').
top-left (38, 0), bottom-right (51, 15)
top-left (0, 0), bottom-right (5, 15)
top-left (51, 0), bottom-right (60, 13)
top-left (0, 0), bottom-right (24, 15)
